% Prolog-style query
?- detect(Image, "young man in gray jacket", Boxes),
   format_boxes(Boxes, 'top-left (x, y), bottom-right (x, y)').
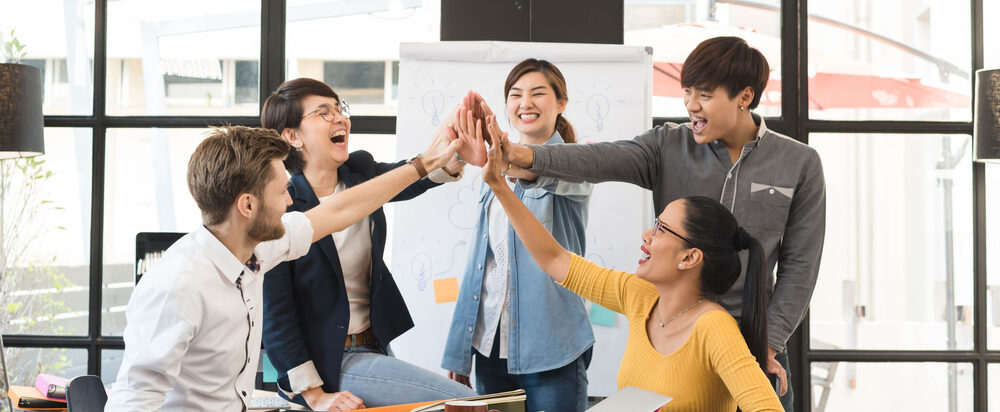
top-left (467, 37), bottom-right (825, 411)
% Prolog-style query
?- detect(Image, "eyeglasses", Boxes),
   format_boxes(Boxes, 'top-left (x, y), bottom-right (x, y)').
top-left (651, 218), bottom-right (697, 248)
top-left (302, 101), bottom-right (351, 122)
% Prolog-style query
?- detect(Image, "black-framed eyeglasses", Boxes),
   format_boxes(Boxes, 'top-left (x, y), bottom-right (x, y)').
top-left (302, 101), bottom-right (351, 122)
top-left (651, 218), bottom-right (697, 248)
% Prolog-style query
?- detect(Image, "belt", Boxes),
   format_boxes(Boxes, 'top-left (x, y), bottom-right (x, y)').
top-left (344, 328), bottom-right (377, 348)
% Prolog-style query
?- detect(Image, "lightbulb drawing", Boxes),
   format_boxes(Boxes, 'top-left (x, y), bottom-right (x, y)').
top-left (422, 90), bottom-right (445, 125)
top-left (587, 93), bottom-right (610, 131)
top-left (411, 252), bottom-right (433, 291)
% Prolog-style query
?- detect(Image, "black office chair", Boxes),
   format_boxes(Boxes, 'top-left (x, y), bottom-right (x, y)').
top-left (65, 375), bottom-right (107, 412)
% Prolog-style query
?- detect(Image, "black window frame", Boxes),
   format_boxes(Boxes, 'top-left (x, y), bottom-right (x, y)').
top-left (3, 1), bottom-right (993, 410)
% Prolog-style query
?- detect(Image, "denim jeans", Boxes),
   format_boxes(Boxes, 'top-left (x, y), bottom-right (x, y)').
top-left (775, 350), bottom-right (794, 412)
top-left (473, 331), bottom-right (593, 412)
top-left (338, 345), bottom-right (477, 407)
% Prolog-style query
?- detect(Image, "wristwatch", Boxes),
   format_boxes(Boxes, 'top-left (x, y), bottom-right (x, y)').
top-left (408, 155), bottom-right (428, 178)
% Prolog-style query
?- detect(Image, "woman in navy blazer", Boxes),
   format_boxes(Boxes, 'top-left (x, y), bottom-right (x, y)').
top-left (260, 78), bottom-right (475, 410)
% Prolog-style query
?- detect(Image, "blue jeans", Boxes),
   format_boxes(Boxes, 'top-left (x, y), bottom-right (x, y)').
top-left (775, 351), bottom-right (794, 412)
top-left (473, 331), bottom-right (592, 412)
top-left (338, 345), bottom-right (477, 407)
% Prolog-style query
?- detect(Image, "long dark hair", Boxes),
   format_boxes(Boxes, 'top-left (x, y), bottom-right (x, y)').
top-left (503, 58), bottom-right (576, 143)
top-left (260, 78), bottom-right (340, 174)
top-left (681, 196), bottom-right (769, 372)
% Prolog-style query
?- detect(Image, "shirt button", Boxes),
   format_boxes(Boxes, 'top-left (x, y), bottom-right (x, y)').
top-left (473, 295), bottom-right (479, 300)
top-left (468, 327), bottom-right (473, 332)
top-left (482, 234), bottom-right (487, 239)
top-left (251, 321), bottom-right (254, 326)
top-left (727, 173), bottom-right (732, 179)
top-left (478, 264), bottom-right (483, 270)
top-left (769, 188), bottom-right (775, 194)
top-left (242, 390), bottom-right (247, 396)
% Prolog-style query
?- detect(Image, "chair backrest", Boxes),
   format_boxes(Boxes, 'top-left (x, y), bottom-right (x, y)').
top-left (66, 375), bottom-right (107, 412)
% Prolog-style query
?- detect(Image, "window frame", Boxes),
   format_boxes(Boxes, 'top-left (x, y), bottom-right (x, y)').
top-left (3, 1), bottom-right (994, 410)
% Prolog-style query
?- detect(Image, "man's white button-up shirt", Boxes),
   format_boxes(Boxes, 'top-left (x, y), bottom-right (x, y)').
top-left (106, 212), bottom-right (313, 411)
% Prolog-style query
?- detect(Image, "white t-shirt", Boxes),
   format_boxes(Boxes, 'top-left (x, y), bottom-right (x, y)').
top-left (322, 182), bottom-right (373, 335)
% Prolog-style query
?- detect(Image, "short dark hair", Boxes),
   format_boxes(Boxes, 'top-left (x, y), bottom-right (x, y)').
top-left (680, 36), bottom-right (770, 109)
top-left (260, 78), bottom-right (340, 174)
top-left (187, 126), bottom-right (290, 225)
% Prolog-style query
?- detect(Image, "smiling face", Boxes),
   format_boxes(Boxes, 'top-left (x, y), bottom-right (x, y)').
top-left (506, 71), bottom-right (567, 142)
top-left (636, 199), bottom-right (700, 283)
top-left (287, 94), bottom-right (351, 168)
top-left (683, 84), bottom-right (752, 145)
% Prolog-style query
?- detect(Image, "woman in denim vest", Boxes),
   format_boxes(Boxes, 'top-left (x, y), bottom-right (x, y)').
top-left (442, 59), bottom-right (595, 412)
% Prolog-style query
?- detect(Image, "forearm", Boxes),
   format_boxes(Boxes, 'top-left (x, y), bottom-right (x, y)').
top-left (306, 163), bottom-right (421, 241)
top-left (525, 137), bottom-right (661, 189)
top-left (490, 183), bottom-right (571, 282)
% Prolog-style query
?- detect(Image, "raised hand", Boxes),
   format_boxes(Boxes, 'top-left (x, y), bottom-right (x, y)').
top-left (486, 115), bottom-right (537, 182)
top-left (421, 114), bottom-right (461, 171)
top-left (452, 105), bottom-right (488, 167)
top-left (482, 121), bottom-right (507, 189)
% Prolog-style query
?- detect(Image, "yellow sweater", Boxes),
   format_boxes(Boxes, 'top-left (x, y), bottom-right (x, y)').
top-left (560, 254), bottom-right (782, 412)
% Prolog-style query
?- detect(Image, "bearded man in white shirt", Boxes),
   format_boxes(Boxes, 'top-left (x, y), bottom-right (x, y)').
top-left (106, 125), bottom-right (458, 411)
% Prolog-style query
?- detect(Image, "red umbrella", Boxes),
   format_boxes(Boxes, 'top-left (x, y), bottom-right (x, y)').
top-left (634, 22), bottom-right (969, 109)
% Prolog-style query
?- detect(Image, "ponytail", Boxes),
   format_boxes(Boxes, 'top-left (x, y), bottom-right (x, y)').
top-left (682, 197), bottom-right (770, 373)
top-left (737, 229), bottom-right (770, 372)
top-left (556, 113), bottom-right (577, 143)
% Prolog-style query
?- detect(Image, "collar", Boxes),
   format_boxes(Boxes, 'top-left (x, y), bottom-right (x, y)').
top-left (542, 131), bottom-right (565, 145)
top-left (193, 225), bottom-right (256, 285)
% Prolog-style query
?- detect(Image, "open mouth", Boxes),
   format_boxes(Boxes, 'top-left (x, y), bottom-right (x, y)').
top-left (639, 245), bottom-right (651, 265)
top-left (519, 113), bottom-right (540, 122)
top-left (330, 130), bottom-right (347, 144)
top-left (690, 115), bottom-right (707, 134)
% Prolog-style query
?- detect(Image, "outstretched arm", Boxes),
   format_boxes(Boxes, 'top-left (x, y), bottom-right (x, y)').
top-left (476, 122), bottom-right (571, 282)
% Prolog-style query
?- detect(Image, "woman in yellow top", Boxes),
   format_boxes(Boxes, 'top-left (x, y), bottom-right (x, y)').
top-left (453, 115), bottom-right (783, 411)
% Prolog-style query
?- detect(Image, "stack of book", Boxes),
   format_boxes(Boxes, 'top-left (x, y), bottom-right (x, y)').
top-left (7, 374), bottom-right (69, 411)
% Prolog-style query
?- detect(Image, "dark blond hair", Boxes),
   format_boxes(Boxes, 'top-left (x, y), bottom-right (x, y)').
top-left (504, 58), bottom-right (576, 143)
top-left (187, 125), bottom-right (291, 225)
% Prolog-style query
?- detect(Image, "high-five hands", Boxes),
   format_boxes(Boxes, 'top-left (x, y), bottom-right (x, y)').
top-left (481, 118), bottom-right (507, 189)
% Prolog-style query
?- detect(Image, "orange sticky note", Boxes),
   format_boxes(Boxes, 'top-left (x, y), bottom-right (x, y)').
top-left (433, 278), bottom-right (459, 303)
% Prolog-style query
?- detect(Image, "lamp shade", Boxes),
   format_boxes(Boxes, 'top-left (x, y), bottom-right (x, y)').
top-left (974, 68), bottom-right (1000, 163)
top-left (0, 63), bottom-right (45, 159)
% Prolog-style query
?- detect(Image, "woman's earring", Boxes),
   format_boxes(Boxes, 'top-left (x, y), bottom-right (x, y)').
top-left (294, 144), bottom-right (303, 152)
top-left (739, 106), bottom-right (745, 111)
top-left (677, 264), bottom-right (683, 269)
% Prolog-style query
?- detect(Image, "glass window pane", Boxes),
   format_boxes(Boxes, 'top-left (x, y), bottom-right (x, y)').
top-left (1, 347), bottom-right (87, 387)
top-left (988, 164), bottom-right (1000, 350)
top-left (991, 364), bottom-right (1000, 412)
top-left (0, 0), bottom-right (95, 115)
top-left (624, 0), bottom-right (781, 118)
top-left (284, 0), bottom-right (440, 116)
top-left (810, 133), bottom-right (974, 350)
top-left (1, 129), bottom-right (92, 337)
top-left (101, 349), bottom-right (124, 386)
top-left (808, 0), bottom-right (971, 121)
top-left (106, 0), bottom-right (261, 116)
top-left (102, 128), bottom-right (206, 336)
top-left (810, 362), bottom-right (972, 411)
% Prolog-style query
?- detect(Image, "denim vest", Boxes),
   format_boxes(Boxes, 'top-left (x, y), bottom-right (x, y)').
top-left (442, 133), bottom-right (595, 375)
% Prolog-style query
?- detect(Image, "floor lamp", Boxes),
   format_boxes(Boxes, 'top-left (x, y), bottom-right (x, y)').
top-left (0, 62), bottom-right (45, 411)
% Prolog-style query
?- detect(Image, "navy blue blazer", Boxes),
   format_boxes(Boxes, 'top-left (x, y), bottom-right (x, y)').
top-left (262, 150), bottom-right (440, 402)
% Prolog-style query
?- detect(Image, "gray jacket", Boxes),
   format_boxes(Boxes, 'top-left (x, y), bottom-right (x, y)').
top-left (526, 115), bottom-right (825, 350)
